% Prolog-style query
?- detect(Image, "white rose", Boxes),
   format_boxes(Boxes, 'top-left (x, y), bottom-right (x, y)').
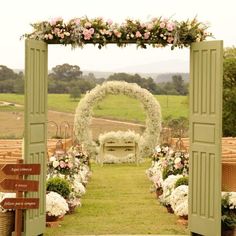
top-left (53, 160), bottom-right (59, 168)
top-left (155, 146), bottom-right (161, 153)
top-left (174, 157), bottom-right (181, 164)
top-left (50, 156), bottom-right (56, 162)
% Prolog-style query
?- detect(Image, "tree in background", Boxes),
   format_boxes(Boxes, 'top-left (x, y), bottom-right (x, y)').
top-left (49, 63), bottom-right (82, 81)
top-left (172, 75), bottom-right (188, 95)
top-left (0, 65), bottom-right (24, 93)
top-left (69, 86), bottom-right (81, 101)
top-left (223, 46), bottom-right (236, 137)
top-left (107, 72), bottom-right (160, 94)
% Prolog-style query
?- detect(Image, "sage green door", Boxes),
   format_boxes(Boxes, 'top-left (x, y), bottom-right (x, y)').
top-left (189, 40), bottom-right (223, 235)
top-left (24, 39), bottom-right (48, 235)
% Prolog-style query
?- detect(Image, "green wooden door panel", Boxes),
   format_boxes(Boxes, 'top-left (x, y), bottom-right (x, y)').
top-left (24, 39), bottom-right (48, 236)
top-left (189, 41), bottom-right (223, 236)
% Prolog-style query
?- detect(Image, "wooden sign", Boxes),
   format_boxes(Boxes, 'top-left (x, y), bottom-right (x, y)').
top-left (0, 179), bottom-right (39, 192)
top-left (1, 164), bottom-right (40, 175)
top-left (0, 198), bottom-right (39, 209)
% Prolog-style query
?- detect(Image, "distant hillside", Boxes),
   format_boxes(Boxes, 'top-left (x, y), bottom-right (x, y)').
top-left (155, 73), bottom-right (189, 83)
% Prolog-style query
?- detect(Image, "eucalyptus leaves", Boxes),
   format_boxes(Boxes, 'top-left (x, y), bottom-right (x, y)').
top-left (24, 16), bottom-right (211, 49)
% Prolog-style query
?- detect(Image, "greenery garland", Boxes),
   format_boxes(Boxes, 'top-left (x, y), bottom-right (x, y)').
top-left (74, 81), bottom-right (162, 158)
top-left (24, 16), bottom-right (211, 49)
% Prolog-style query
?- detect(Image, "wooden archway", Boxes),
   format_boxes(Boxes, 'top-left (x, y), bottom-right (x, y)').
top-left (24, 38), bottom-right (223, 235)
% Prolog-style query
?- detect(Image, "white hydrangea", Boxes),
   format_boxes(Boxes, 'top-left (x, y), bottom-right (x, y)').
top-left (170, 185), bottom-right (188, 216)
top-left (159, 174), bottom-right (183, 206)
top-left (222, 191), bottom-right (236, 209)
top-left (46, 191), bottom-right (69, 216)
top-left (73, 180), bottom-right (86, 197)
top-left (146, 160), bottom-right (163, 189)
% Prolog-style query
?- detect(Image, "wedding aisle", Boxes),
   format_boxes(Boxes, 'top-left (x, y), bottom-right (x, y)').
top-left (45, 162), bottom-right (188, 235)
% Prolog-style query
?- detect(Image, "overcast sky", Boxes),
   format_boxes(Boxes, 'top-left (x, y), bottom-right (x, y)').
top-left (0, 0), bottom-right (235, 73)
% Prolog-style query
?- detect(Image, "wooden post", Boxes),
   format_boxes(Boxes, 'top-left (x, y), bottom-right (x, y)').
top-left (15, 159), bottom-right (23, 236)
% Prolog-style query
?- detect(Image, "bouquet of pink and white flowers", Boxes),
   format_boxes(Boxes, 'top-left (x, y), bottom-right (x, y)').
top-left (47, 153), bottom-right (78, 179)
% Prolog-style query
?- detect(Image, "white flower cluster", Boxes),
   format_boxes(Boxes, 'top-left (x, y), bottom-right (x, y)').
top-left (72, 180), bottom-right (86, 197)
top-left (74, 81), bottom-right (162, 159)
top-left (170, 185), bottom-right (188, 216)
top-left (146, 160), bottom-right (163, 189)
top-left (0, 192), bottom-right (16, 213)
top-left (222, 192), bottom-right (236, 209)
top-left (159, 174), bottom-right (183, 206)
top-left (46, 191), bottom-right (69, 216)
top-left (99, 130), bottom-right (140, 145)
top-left (102, 154), bottom-right (136, 164)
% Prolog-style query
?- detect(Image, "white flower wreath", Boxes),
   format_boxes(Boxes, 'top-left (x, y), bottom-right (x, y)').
top-left (74, 81), bottom-right (162, 158)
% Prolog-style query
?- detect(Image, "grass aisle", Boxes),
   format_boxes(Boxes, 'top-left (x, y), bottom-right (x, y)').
top-left (45, 162), bottom-right (188, 235)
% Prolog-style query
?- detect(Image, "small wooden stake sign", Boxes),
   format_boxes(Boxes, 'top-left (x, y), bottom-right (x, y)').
top-left (0, 179), bottom-right (39, 192)
top-left (0, 197), bottom-right (39, 209)
top-left (0, 160), bottom-right (40, 236)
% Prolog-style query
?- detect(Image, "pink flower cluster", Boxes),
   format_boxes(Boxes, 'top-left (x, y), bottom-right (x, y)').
top-left (82, 28), bottom-right (94, 40)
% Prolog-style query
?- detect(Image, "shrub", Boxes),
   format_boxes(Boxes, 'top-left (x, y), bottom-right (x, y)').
top-left (175, 176), bottom-right (188, 188)
top-left (46, 177), bottom-right (71, 199)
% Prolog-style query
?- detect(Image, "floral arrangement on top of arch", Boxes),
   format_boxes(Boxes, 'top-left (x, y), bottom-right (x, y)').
top-left (23, 16), bottom-right (212, 49)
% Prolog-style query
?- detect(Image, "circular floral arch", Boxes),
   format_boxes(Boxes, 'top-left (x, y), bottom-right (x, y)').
top-left (74, 81), bottom-right (162, 158)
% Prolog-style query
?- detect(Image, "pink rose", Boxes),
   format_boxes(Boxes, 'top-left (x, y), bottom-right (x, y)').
top-left (83, 29), bottom-right (92, 40)
top-left (147, 23), bottom-right (153, 30)
top-left (160, 22), bottom-right (165, 28)
top-left (135, 31), bottom-right (142, 38)
top-left (167, 36), bottom-right (174, 43)
top-left (167, 22), bottom-right (175, 31)
top-left (50, 17), bottom-right (62, 26)
top-left (68, 162), bottom-right (73, 169)
top-left (144, 32), bottom-right (150, 39)
top-left (113, 29), bottom-right (121, 38)
top-left (53, 28), bottom-right (60, 34)
top-left (74, 18), bottom-right (80, 25)
top-left (48, 34), bottom-right (53, 40)
top-left (107, 19), bottom-right (113, 25)
top-left (59, 161), bottom-right (66, 168)
top-left (89, 28), bottom-right (95, 34)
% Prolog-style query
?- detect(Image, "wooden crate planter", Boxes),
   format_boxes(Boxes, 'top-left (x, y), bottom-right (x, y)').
top-left (0, 211), bottom-right (15, 236)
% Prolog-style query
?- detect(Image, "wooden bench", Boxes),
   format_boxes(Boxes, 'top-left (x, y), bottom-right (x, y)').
top-left (99, 139), bottom-right (138, 165)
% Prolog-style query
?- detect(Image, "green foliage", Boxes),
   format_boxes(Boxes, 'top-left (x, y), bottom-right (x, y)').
top-left (223, 46), bottom-right (236, 136)
top-left (162, 168), bottom-right (169, 180)
top-left (46, 177), bottom-right (71, 199)
top-left (221, 193), bottom-right (236, 230)
top-left (175, 176), bottom-right (189, 188)
top-left (50, 63), bottom-right (82, 81)
top-left (171, 75), bottom-right (188, 95)
top-left (69, 86), bottom-right (81, 100)
top-left (107, 73), bottom-right (160, 94)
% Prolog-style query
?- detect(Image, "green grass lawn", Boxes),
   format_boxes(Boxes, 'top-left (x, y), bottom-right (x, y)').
top-left (45, 162), bottom-right (188, 235)
top-left (0, 93), bottom-right (188, 122)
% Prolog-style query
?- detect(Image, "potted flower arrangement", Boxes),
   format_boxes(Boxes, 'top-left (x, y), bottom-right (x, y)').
top-left (47, 153), bottom-right (78, 180)
top-left (222, 192), bottom-right (236, 236)
top-left (170, 184), bottom-right (188, 223)
top-left (161, 151), bottom-right (189, 180)
top-left (46, 191), bottom-right (69, 222)
top-left (159, 174), bottom-right (183, 213)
